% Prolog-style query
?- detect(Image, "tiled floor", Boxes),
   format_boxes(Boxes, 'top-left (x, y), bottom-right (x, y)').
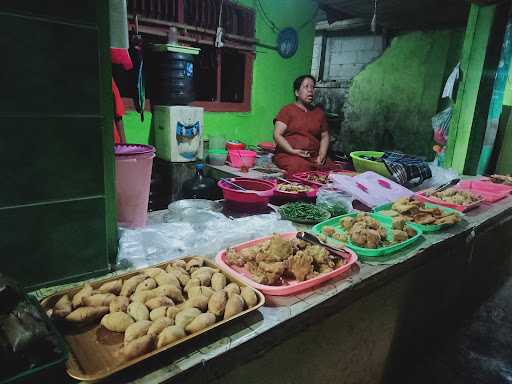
top-left (395, 277), bottom-right (512, 384)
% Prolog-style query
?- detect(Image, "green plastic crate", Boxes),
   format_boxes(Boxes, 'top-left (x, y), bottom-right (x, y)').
top-left (312, 213), bottom-right (423, 257)
top-left (373, 202), bottom-right (463, 232)
top-left (350, 151), bottom-right (392, 178)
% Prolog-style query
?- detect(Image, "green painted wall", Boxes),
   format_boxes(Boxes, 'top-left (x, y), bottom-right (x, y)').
top-left (340, 29), bottom-right (463, 159)
top-left (124, 0), bottom-right (316, 145)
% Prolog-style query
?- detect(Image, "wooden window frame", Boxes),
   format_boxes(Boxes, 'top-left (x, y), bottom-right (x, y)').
top-left (125, 1), bottom-right (256, 113)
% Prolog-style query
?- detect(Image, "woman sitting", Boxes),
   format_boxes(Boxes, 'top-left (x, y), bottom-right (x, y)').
top-left (273, 75), bottom-right (331, 175)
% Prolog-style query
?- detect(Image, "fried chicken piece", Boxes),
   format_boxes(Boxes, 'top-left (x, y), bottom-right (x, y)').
top-left (246, 261), bottom-right (284, 286)
top-left (288, 251), bottom-right (313, 281)
top-left (405, 226), bottom-right (416, 237)
top-left (322, 226), bottom-right (336, 236)
top-left (412, 213), bottom-right (436, 225)
top-left (365, 229), bottom-right (381, 248)
top-left (239, 247), bottom-right (259, 263)
top-left (391, 197), bottom-right (417, 213)
top-left (304, 244), bottom-right (330, 266)
top-left (267, 234), bottom-right (293, 261)
top-left (258, 261), bottom-right (288, 275)
top-left (340, 217), bottom-right (355, 230)
top-left (350, 225), bottom-right (367, 246)
top-left (392, 230), bottom-right (409, 243)
top-left (225, 248), bottom-right (245, 267)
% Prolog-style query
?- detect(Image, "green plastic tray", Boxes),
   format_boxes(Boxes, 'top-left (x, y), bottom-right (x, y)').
top-left (312, 213), bottom-right (423, 257)
top-left (279, 204), bottom-right (331, 224)
top-left (373, 202), bottom-right (462, 232)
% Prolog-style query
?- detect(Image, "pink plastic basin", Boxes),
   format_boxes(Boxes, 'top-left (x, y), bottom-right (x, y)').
top-left (218, 177), bottom-right (275, 204)
top-left (228, 150), bottom-right (257, 168)
top-left (114, 144), bottom-right (155, 228)
top-left (459, 180), bottom-right (511, 203)
top-left (215, 232), bottom-right (358, 296)
top-left (415, 190), bottom-right (483, 212)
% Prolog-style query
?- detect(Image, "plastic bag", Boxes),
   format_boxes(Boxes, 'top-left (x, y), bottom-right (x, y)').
top-left (412, 163), bottom-right (459, 191)
top-left (432, 107), bottom-right (452, 145)
top-left (316, 186), bottom-right (355, 215)
top-left (117, 213), bottom-right (296, 269)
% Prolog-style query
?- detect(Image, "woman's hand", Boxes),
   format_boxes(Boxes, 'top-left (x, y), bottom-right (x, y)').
top-left (293, 149), bottom-right (311, 158)
top-left (315, 155), bottom-right (326, 165)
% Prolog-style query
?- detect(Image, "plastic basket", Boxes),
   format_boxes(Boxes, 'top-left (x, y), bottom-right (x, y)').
top-left (373, 202), bottom-right (462, 232)
top-left (312, 213), bottom-right (423, 257)
top-left (350, 151), bottom-right (392, 178)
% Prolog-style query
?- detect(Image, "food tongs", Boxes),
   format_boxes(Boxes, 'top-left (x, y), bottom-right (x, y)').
top-left (426, 178), bottom-right (460, 196)
top-left (296, 232), bottom-right (351, 260)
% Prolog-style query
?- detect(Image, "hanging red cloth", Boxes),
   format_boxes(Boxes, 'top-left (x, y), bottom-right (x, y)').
top-left (112, 78), bottom-right (125, 144)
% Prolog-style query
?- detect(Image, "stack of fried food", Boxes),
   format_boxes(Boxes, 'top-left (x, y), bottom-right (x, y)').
top-left (378, 197), bottom-right (461, 226)
top-left (276, 182), bottom-right (312, 193)
top-left (321, 213), bottom-right (416, 249)
top-left (490, 174), bottom-right (512, 186)
top-left (46, 257), bottom-right (259, 361)
top-left (431, 188), bottom-right (480, 206)
top-left (225, 234), bottom-right (345, 285)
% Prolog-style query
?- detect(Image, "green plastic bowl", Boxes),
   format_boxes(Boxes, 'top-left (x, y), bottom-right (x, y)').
top-left (312, 212), bottom-right (423, 257)
top-left (350, 151), bottom-right (392, 178)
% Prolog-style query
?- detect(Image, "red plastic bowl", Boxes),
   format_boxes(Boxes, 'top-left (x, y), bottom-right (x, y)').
top-left (225, 142), bottom-right (246, 151)
top-left (218, 177), bottom-right (275, 204)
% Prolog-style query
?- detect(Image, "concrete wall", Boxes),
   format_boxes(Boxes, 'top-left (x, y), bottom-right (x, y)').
top-left (334, 29), bottom-right (464, 158)
top-left (124, 0), bottom-right (317, 146)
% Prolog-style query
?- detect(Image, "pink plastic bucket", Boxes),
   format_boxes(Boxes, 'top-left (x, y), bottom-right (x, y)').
top-left (227, 150), bottom-right (257, 168)
top-left (115, 144), bottom-right (155, 228)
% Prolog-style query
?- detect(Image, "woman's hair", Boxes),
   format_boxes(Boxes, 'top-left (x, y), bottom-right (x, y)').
top-left (293, 75), bottom-right (316, 96)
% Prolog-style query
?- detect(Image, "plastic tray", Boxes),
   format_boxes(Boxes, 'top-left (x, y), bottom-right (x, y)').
top-left (274, 182), bottom-right (318, 201)
top-left (373, 202), bottom-right (462, 232)
top-left (458, 180), bottom-right (510, 203)
top-left (350, 151), bottom-right (392, 178)
top-left (40, 257), bottom-right (264, 381)
top-left (278, 204), bottom-right (331, 224)
top-left (312, 213), bottom-right (423, 257)
top-left (0, 296), bottom-right (69, 384)
top-left (292, 171), bottom-right (330, 187)
top-left (215, 232), bottom-right (358, 296)
top-left (415, 190), bottom-right (482, 212)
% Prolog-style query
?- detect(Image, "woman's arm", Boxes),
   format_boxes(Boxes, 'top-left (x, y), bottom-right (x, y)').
top-left (274, 121), bottom-right (310, 157)
top-left (316, 130), bottom-right (329, 165)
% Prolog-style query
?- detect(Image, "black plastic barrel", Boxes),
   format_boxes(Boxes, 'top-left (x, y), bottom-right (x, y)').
top-left (147, 50), bottom-right (195, 106)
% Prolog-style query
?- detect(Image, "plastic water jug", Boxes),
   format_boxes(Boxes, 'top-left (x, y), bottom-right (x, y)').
top-left (182, 164), bottom-right (217, 199)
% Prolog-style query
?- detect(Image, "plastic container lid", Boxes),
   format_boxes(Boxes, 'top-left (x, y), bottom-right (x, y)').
top-left (208, 149), bottom-right (228, 154)
top-left (114, 144), bottom-right (155, 156)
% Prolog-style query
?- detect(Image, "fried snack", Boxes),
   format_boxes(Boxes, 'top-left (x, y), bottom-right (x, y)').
top-left (156, 325), bottom-right (186, 349)
top-left (101, 312), bottom-right (134, 332)
top-left (435, 214), bottom-right (460, 225)
top-left (72, 284), bottom-right (93, 308)
top-left (240, 287), bottom-right (257, 308)
top-left (413, 213), bottom-right (436, 225)
top-left (183, 295), bottom-right (209, 312)
top-left (432, 188), bottom-right (479, 205)
top-left (224, 283), bottom-right (241, 298)
top-left (184, 278), bottom-right (201, 293)
top-left (340, 217), bottom-right (355, 230)
top-left (392, 230), bottom-right (409, 243)
top-left (224, 294), bottom-right (245, 320)
top-left (135, 278), bottom-right (157, 292)
top-left (98, 279), bottom-right (122, 295)
top-left (124, 320), bottom-right (152, 343)
top-left (120, 274), bottom-right (146, 297)
top-left (188, 286), bottom-right (214, 299)
top-left (147, 318), bottom-right (173, 338)
top-left (365, 229), bottom-right (381, 249)
top-left (83, 293), bottom-right (117, 307)
top-left (208, 291), bottom-right (227, 317)
top-left (378, 210), bottom-right (399, 217)
top-left (332, 232), bottom-right (348, 242)
top-left (153, 284), bottom-right (185, 303)
top-left (127, 302), bottom-right (150, 321)
top-left (172, 259), bottom-right (187, 269)
top-left (174, 308), bottom-right (202, 328)
top-left (166, 307), bottom-right (181, 321)
top-left (150, 307), bottom-right (168, 321)
top-left (288, 252), bottom-right (313, 281)
top-left (121, 335), bottom-right (154, 360)
top-left (154, 273), bottom-right (181, 289)
top-left (185, 313), bottom-right (216, 334)
top-left (110, 296), bottom-right (130, 313)
top-left (53, 294), bottom-right (72, 318)
top-left (145, 296), bottom-right (174, 311)
top-left (143, 268), bottom-right (165, 278)
top-left (322, 226), bottom-right (336, 236)
top-left (65, 306), bottom-right (109, 323)
top-left (405, 226), bottom-right (417, 237)
top-left (392, 217), bottom-right (407, 230)
top-left (131, 289), bottom-right (158, 304)
top-left (266, 234), bottom-right (293, 261)
top-left (186, 257), bottom-right (204, 272)
top-left (211, 273), bottom-right (227, 291)
top-left (190, 271), bottom-right (212, 286)
top-left (165, 266), bottom-right (190, 287)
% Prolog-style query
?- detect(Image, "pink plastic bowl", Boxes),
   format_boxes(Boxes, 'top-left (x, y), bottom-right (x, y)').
top-left (228, 150), bottom-right (257, 168)
top-left (218, 177), bottom-right (275, 204)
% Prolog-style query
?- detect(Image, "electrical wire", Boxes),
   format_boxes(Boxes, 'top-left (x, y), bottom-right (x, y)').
top-left (256, 0), bottom-right (319, 33)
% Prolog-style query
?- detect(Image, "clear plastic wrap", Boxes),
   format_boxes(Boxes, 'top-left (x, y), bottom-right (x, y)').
top-left (117, 212), bottom-right (296, 269)
top-left (316, 186), bottom-right (355, 215)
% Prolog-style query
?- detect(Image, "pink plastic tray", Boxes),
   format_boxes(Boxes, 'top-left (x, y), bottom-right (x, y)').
top-left (459, 179), bottom-right (512, 201)
top-left (215, 232), bottom-right (358, 296)
top-left (273, 181), bottom-right (318, 200)
top-left (292, 171), bottom-right (330, 187)
top-left (415, 190), bottom-right (483, 212)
